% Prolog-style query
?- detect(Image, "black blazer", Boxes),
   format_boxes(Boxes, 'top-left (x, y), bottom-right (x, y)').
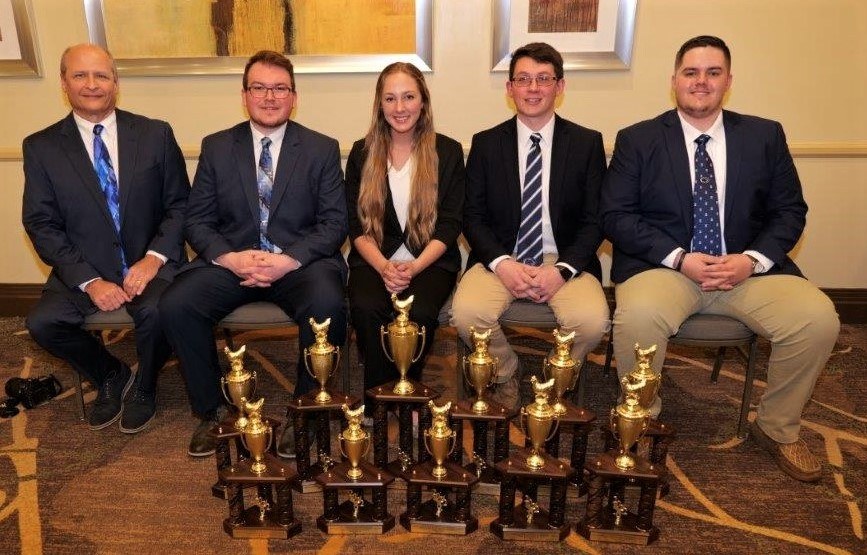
top-left (184, 120), bottom-right (347, 274)
top-left (22, 109), bottom-right (189, 290)
top-left (601, 109), bottom-right (807, 284)
top-left (345, 133), bottom-right (466, 274)
top-left (462, 115), bottom-right (605, 280)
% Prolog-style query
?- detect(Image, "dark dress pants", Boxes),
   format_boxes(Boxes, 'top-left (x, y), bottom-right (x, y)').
top-left (348, 264), bottom-right (456, 397)
top-left (26, 278), bottom-right (172, 392)
top-left (159, 258), bottom-right (346, 417)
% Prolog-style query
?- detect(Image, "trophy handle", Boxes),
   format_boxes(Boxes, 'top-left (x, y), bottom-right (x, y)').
top-left (362, 434), bottom-right (371, 458)
top-left (332, 346), bottom-right (341, 383)
top-left (338, 433), bottom-right (348, 460)
top-left (303, 347), bottom-right (316, 380)
top-left (609, 407), bottom-right (619, 441)
top-left (220, 375), bottom-right (231, 405)
top-left (410, 326), bottom-right (426, 364)
top-left (518, 407), bottom-right (528, 439)
top-left (570, 361), bottom-right (582, 390)
top-left (379, 327), bottom-right (395, 363)
top-left (448, 430), bottom-right (458, 457)
top-left (488, 356), bottom-right (500, 387)
top-left (265, 426), bottom-right (274, 452)
top-left (423, 429), bottom-right (431, 454)
top-left (546, 419), bottom-right (560, 442)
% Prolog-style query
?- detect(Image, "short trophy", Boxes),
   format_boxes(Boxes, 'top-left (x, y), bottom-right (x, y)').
top-left (462, 326), bottom-right (498, 414)
top-left (221, 345), bottom-right (257, 429)
top-left (339, 404), bottom-right (371, 481)
top-left (519, 376), bottom-right (559, 470)
top-left (380, 293), bottom-right (426, 395)
top-left (622, 343), bottom-right (661, 411)
top-left (610, 393), bottom-right (650, 471)
top-left (303, 317), bottom-right (341, 404)
top-left (423, 400), bottom-right (457, 479)
top-left (542, 329), bottom-right (581, 416)
top-left (240, 398), bottom-right (273, 474)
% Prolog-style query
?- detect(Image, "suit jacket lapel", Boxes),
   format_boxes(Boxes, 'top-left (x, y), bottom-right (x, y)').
top-left (502, 118), bottom-right (521, 227)
top-left (548, 115), bottom-right (569, 231)
top-left (59, 114), bottom-right (116, 229)
top-left (722, 110), bottom-right (743, 229)
top-left (269, 122), bottom-right (300, 211)
top-left (662, 110), bottom-right (694, 232)
top-left (232, 125), bottom-right (260, 222)
top-left (116, 110), bottom-right (138, 224)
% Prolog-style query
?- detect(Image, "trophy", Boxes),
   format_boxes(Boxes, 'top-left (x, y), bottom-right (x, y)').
top-left (240, 398), bottom-right (273, 474)
top-left (380, 293), bottom-right (426, 395)
top-left (462, 326), bottom-right (499, 414)
top-left (303, 317), bottom-right (341, 404)
top-left (519, 377), bottom-right (559, 470)
top-left (542, 329), bottom-right (582, 416)
top-left (423, 400), bottom-right (457, 479)
top-left (339, 404), bottom-right (371, 480)
top-left (621, 343), bottom-right (661, 410)
top-left (221, 345), bottom-right (257, 429)
top-left (610, 393), bottom-right (650, 471)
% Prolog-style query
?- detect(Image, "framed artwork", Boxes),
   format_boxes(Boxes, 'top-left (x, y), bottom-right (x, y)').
top-left (84, 0), bottom-right (432, 76)
top-left (492, 0), bottom-right (637, 71)
top-left (0, 0), bottom-right (42, 77)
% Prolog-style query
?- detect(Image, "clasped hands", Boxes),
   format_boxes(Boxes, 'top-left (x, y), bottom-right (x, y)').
top-left (85, 253), bottom-right (163, 311)
top-left (494, 259), bottom-right (565, 303)
top-left (680, 252), bottom-right (754, 291)
top-left (379, 260), bottom-right (417, 294)
top-left (217, 249), bottom-right (300, 287)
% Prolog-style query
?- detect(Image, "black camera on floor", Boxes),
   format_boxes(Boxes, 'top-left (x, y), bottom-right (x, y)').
top-left (4, 375), bottom-right (63, 410)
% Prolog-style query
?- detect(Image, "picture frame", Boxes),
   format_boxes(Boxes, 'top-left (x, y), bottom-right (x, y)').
top-left (84, 0), bottom-right (432, 76)
top-left (492, 0), bottom-right (637, 71)
top-left (0, 0), bottom-right (42, 77)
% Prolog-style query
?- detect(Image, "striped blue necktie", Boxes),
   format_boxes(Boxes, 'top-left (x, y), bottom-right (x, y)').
top-left (691, 134), bottom-right (722, 255)
top-left (93, 124), bottom-right (128, 275)
top-left (258, 137), bottom-right (275, 252)
top-left (515, 132), bottom-right (543, 265)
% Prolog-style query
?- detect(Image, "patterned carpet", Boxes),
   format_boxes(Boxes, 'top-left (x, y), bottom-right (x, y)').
top-left (0, 316), bottom-right (865, 554)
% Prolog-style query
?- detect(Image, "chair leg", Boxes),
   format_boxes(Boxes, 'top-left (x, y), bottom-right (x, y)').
top-left (74, 371), bottom-right (86, 420)
top-left (573, 355), bottom-right (589, 407)
top-left (602, 336), bottom-right (614, 378)
top-left (710, 346), bottom-right (727, 383)
top-left (455, 333), bottom-right (468, 401)
top-left (737, 337), bottom-right (759, 439)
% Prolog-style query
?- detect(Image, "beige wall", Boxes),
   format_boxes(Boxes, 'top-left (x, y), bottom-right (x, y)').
top-left (1, 0), bottom-right (865, 287)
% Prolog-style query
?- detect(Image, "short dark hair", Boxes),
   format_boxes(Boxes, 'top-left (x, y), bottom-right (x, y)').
top-left (675, 35), bottom-right (731, 69)
top-left (243, 50), bottom-right (295, 91)
top-left (508, 42), bottom-right (564, 80)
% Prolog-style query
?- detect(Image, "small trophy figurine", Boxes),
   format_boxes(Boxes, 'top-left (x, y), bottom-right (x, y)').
top-left (462, 326), bottom-right (499, 413)
top-left (240, 398), bottom-right (273, 474)
top-left (339, 404), bottom-right (371, 480)
top-left (519, 376), bottom-right (559, 470)
top-left (542, 329), bottom-right (582, 416)
top-left (622, 343), bottom-right (661, 411)
top-left (303, 317), bottom-right (341, 404)
top-left (610, 392), bottom-right (650, 471)
top-left (380, 293), bottom-right (426, 395)
top-left (424, 400), bottom-right (457, 479)
top-left (221, 345), bottom-right (257, 429)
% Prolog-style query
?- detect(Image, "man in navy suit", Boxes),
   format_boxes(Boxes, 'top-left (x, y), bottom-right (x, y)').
top-left (451, 43), bottom-right (610, 410)
top-left (22, 44), bottom-right (190, 433)
top-left (601, 36), bottom-right (839, 481)
top-left (160, 50), bottom-right (347, 457)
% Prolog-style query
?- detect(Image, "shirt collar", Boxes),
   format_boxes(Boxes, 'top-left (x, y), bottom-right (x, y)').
top-left (250, 121), bottom-right (288, 146)
top-left (73, 110), bottom-right (117, 136)
top-left (677, 110), bottom-right (724, 145)
top-left (516, 114), bottom-right (556, 147)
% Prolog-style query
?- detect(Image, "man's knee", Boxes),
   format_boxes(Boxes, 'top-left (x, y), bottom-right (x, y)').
top-left (25, 309), bottom-right (57, 345)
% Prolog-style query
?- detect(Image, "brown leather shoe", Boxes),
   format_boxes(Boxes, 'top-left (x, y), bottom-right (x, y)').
top-left (489, 376), bottom-right (520, 411)
top-left (749, 421), bottom-right (821, 482)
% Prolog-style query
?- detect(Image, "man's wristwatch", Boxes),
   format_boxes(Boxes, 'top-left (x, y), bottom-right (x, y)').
top-left (558, 266), bottom-right (574, 282)
top-left (745, 254), bottom-right (759, 274)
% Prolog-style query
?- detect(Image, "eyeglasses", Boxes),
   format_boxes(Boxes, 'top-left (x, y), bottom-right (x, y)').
top-left (510, 74), bottom-right (559, 88)
top-left (247, 83), bottom-right (294, 99)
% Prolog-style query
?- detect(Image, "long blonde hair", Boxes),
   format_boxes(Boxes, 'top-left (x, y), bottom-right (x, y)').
top-left (358, 62), bottom-right (438, 250)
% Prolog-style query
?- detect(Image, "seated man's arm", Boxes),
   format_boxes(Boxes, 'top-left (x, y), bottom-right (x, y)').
top-left (463, 135), bottom-right (511, 267)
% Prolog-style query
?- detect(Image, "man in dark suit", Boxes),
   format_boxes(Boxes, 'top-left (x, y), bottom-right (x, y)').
top-left (451, 43), bottom-right (610, 410)
top-left (160, 50), bottom-right (347, 457)
top-left (601, 36), bottom-right (839, 481)
top-left (22, 44), bottom-right (190, 433)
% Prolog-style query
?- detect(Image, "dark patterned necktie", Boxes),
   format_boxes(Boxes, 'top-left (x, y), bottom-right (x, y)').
top-left (515, 133), bottom-right (543, 265)
top-left (93, 124), bottom-right (128, 274)
top-left (258, 137), bottom-right (275, 252)
top-left (691, 134), bottom-right (722, 255)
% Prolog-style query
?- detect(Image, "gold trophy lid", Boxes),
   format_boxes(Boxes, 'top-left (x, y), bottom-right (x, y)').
top-left (390, 293), bottom-right (415, 329)
top-left (427, 400), bottom-right (453, 436)
top-left (341, 403), bottom-right (367, 440)
top-left (242, 397), bottom-right (268, 434)
top-left (467, 326), bottom-right (494, 363)
top-left (223, 345), bottom-right (253, 382)
top-left (547, 329), bottom-right (577, 369)
top-left (525, 376), bottom-right (556, 419)
top-left (307, 317), bottom-right (335, 356)
top-left (629, 343), bottom-right (659, 381)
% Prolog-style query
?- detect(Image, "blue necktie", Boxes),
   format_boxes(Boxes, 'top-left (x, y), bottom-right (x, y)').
top-left (257, 137), bottom-right (275, 252)
top-left (515, 133), bottom-right (543, 266)
top-left (93, 124), bottom-right (128, 274)
top-left (691, 134), bottom-right (722, 255)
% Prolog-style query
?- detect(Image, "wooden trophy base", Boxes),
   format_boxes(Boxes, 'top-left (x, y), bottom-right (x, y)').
top-left (450, 399), bottom-right (514, 496)
top-left (212, 416), bottom-right (281, 499)
top-left (222, 507), bottom-right (302, 539)
top-left (316, 501), bottom-right (396, 535)
top-left (576, 512), bottom-right (659, 545)
top-left (400, 459), bottom-right (479, 535)
top-left (462, 464), bottom-right (501, 497)
top-left (314, 460), bottom-right (396, 535)
top-left (400, 501), bottom-right (478, 535)
top-left (491, 505), bottom-right (570, 542)
top-left (367, 379), bottom-right (438, 475)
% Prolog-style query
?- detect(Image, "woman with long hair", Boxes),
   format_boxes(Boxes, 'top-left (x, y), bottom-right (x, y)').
top-left (346, 62), bottom-right (465, 398)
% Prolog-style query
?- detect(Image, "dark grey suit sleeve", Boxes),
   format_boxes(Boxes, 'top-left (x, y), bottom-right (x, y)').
top-left (145, 122), bottom-right (190, 263)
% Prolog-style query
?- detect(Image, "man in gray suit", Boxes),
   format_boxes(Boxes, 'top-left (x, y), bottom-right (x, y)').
top-left (23, 44), bottom-right (190, 433)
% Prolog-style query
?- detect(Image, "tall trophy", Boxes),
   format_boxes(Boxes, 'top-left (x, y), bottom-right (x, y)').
top-left (380, 293), bottom-right (426, 395)
top-left (610, 393), bottom-right (650, 471)
top-left (622, 343), bottom-right (661, 410)
top-left (303, 317), bottom-right (341, 404)
top-left (423, 400), bottom-right (457, 479)
top-left (221, 345), bottom-right (257, 429)
top-left (519, 376), bottom-right (559, 470)
top-left (338, 404), bottom-right (371, 480)
top-left (462, 326), bottom-right (498, 414)
top-left (542, 329), bottom-right (581, 416)
top-left (240, 398), bottom-right (273, 474)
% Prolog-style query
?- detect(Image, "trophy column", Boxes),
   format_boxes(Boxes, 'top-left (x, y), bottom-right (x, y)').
top-left (313, 460), bottom-right (396, 534)
top-left (450, 399), bottom-right (516, 495)
top-left (367, 384), bottom-right (437, 475)
top-left (542, 403), bottom-right (596, 494)
top-left (603, 419), bottom-right (676, 497)
top-left (220, 455), bottom-right (301, 538)
top-left (399, 460), bottom-right (479, 534)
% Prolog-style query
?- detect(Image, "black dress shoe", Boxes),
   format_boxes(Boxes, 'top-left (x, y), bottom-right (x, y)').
top-left (188, 405), bottom-right (228, 457)
top-left (276, 422), bottom-right (296, 459)
top-left (89, 364), bottom-right (133, 430)
top-left (119, 376), bottom-right (156, 434)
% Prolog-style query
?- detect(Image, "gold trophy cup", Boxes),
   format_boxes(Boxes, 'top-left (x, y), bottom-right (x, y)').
top-left (424, 400), bottom-right (457, 479)
top-left (610, 393), bottom-right (650, 471)
top-left (240, 398), bottom-right (273, 474)
top-left (221, 345), bottom-right (257, 429)
top-left (462, 326), bottom-right (499, 413)
top-left (303, 317), bottom-right (341, 404)
top-left (380, 293), bottom-right (426, 395)
top-left (339, 404), bottom-right (371, 480)
top-left (622, 343), bottom-right (661, 411)
top-left (542, 329), bottom-right (582, 416)
top-left (519, 376), bottom-right (560, 470)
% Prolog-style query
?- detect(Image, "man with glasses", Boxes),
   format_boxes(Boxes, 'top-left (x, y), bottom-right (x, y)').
top-left (160, 50), bottom-right (347, 457)
top-left (451, 42), bottom-right (609, 410)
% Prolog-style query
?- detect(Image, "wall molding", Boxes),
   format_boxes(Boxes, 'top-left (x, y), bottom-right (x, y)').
top-left (2, 283), bottom-right (865, 324)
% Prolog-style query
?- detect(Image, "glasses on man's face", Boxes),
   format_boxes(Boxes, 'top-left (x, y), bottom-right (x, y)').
top-left (510, 74), bottom-right (558, 88)
top-left (247, 83), bottom-right (294, 99)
